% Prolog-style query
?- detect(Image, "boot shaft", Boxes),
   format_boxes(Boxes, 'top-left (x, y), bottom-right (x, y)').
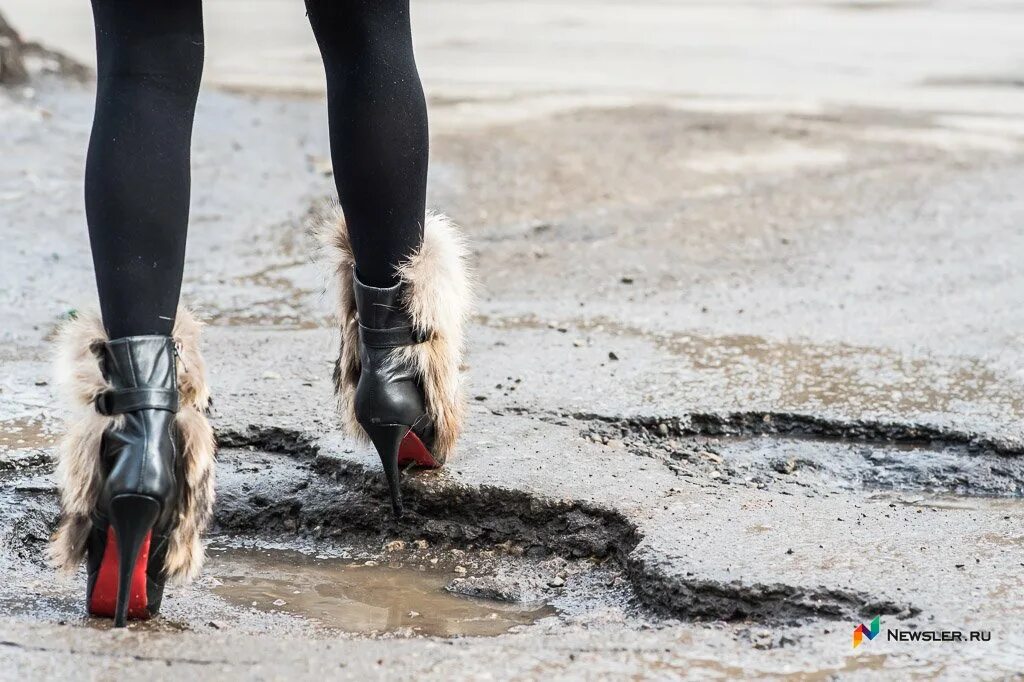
top-left (101, 336), bottom-right (178, 393)
top-left (351, 271), bottom-right (428, 429)
top-left (96, 335), bottom-right (180, 526)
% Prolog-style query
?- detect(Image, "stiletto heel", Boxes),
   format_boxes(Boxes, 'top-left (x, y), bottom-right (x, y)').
top-left (108, 494), bottom-right (161, 627)
top-left (364, 423), bottom-right (411, 517)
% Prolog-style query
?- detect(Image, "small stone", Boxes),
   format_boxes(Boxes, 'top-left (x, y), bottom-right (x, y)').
top-left (384, 540), bottom-right (406, 552)
top-left (208, 620), bottom-right (228, 629)
top-left (364, 560), bottom-right (379, 567)
top-left (407, 611), bottom-right (420, 618)
top-left (772, 458), bottom-right (798, 475)
top-left (413, 539), bottom-right (429, 550)
top-left (262, 371), bottom-right (282, 380)
top-left (701, 450), bottom-right (723, 464)
top-left (620, 276), bottom-right (634, 284)
top-left (608, 352), bottom-right (619, 361)
top-left (454, 565), bottom-right (467, 575)
top-left (272, 599), bottom-right (287, 606)
top-left (547, 576), bottom-right (565, 588)
top-left (657, 423), bottom-right (669, 436)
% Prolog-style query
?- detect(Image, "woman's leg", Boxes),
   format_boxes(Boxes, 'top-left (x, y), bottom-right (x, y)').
top-left (311, 0), bottom-right (473, 515)
top-left (86, 0), bottom-right (204, 337)
top-left (306, 0), bottom-right (429, 287)
top-left (52, 0), bottom-right (214, 627)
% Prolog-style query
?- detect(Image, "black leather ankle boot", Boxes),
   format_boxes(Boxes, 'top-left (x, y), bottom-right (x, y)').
top-left (352, 274), bottom-right (436, 516)
top-left (321, 209), bottom-right (473, 520)
top-left (88, 336), bottom-right (179, 626)
top-left (52, 309), bottom-right (215, 627)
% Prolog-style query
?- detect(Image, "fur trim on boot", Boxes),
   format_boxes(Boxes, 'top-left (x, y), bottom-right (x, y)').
top-left (318, 208), bottom-right (473, 461)
top-left (49, 308), bottom-right (215, 582)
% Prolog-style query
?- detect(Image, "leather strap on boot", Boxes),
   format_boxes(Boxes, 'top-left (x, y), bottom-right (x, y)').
top-left (95, 387), bottom-right (178, 415)
top-left (357, 324), bottom-right (431, 348)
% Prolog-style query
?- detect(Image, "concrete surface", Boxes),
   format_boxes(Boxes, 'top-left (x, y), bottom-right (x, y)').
top-left (2, 1), bottom-right (1024, 679)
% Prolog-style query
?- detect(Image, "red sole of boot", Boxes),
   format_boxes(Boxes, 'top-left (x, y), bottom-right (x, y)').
top-left (88, 527), bottom-right (152, 620)
top-left (398, 430), bottom-right (439, 468)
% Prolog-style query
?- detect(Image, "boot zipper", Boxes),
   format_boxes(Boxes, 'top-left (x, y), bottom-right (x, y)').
top-left (174, 341), bottom-right (189, 373)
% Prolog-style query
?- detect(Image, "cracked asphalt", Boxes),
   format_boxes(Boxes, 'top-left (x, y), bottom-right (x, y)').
top-left (2, 1), bottom-right (1024, 679)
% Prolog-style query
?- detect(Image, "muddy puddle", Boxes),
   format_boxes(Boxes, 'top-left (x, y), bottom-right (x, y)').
top-left (0, 418), bottom-right (55, 451)
top-left (207, 546), bottom-right (557, 637)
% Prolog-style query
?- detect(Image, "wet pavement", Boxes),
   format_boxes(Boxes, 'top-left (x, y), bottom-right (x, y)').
top-left (2, 0), bottom-right (1024, 679)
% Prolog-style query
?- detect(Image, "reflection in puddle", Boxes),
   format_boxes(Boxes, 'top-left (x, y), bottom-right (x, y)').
top-left (208, 546), bottom-right (556, 637)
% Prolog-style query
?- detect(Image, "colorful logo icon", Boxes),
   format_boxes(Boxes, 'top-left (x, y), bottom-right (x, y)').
top-left (853, 616), bottom-right (881, 648)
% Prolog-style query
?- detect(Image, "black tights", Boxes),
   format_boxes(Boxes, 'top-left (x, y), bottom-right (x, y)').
top-left (86, 0), bottom-right (429, 338)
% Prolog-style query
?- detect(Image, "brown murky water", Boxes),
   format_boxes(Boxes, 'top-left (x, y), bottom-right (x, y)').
top-left (208, 546), bottom-right (556, 637)
top-left (0, 418), bottom-right (55, 451)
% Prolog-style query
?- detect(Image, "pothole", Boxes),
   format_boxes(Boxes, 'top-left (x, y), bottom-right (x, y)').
top-left (9, 418), bottom-right (1008, 632)
top-left (582, 414), bottom-right (1024, 497)
top-left (204, 445), bottom-right (642, 633)
top-left (213, 442), bottom-right (640, 561)
top-left (207, 545), bottom-right (557, 637)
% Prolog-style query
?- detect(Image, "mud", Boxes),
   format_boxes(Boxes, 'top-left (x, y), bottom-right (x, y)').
top-left (582, 414), bottom-right (1024, 492)
top-left (210, 442), bottom-right (640, 591)
top-left (626, 552), bottom-right (914, 624)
